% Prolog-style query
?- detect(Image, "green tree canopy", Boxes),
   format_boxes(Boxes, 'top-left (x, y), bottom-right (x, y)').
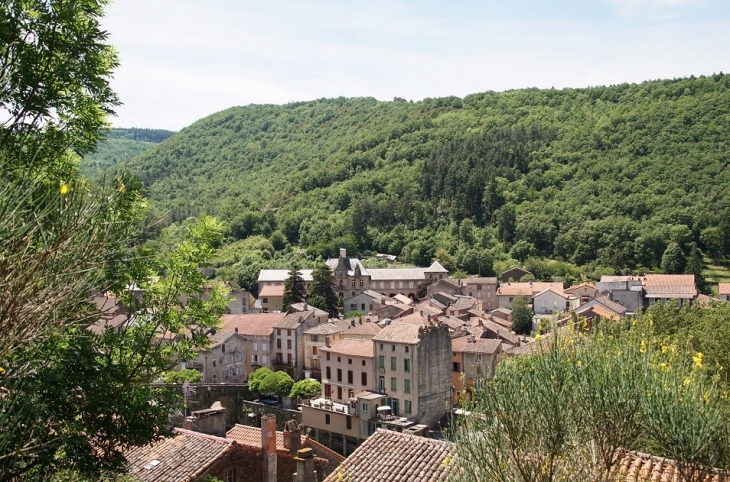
top-left (258, 371), bottom-right (295, 397)
top-left (248, 367), bottom-right (273, 394)
top-left (289, 379), bottom-right (322, 400)
top-left (307, 264), bottom-right (338, 316)
top-left (282, 267), bottom-right (306, 310)
top-left (511, 295), bottom-right (533, 335)
top-left (661, 241), bottom-right (687, 274)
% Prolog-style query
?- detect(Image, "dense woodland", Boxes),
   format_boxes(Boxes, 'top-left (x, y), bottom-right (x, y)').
top-left (88, 75), bottom-right (730, 293)
top-left (81, 128), bottom-right (175, 175)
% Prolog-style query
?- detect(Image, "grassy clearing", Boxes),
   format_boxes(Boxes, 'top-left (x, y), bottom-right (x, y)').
top-left (702, 256), bottom-right (730, 294)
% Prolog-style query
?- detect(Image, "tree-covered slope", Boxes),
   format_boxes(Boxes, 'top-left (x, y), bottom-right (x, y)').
top-left (120, 74), bottom-right (730, 285)
top-left (81, 128), bottom-right (175, 176)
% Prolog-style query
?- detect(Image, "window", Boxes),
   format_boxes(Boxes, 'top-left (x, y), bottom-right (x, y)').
top-left (487, 291), bottom-right (492, 298)
top-left (263, 355), bottom-right (267, 364)
top-left (326, 352), bottom-right (330, 361)
top-left (312, 335), bottom-right (318, 342)
top-left (391, 357), bottom-right (397, 370)
top-left (391, 344), bottom-right (395, 351)
top-left (399, 281), bottom-right (403, 289)
top-left (379, 376), bottom-right (385, 393)
top-left (378, 356), bottom-right (384, 369)
top-left (453, 362), bottom-right (460, 373)
top-left (262, 343), bottom-right (267, 352)
top-left (263, 297), bottom-right (269, 303)
top-left (325, 414), bottom-right (330, 425)
top-left (221, 344), bottom-right (225, 352)
top-left (362, 360), bottom-right (366, 366)
top-left (362, 402), bottom-right (369, 411)
top-left (277, 339), bottom-right (281, 349)
top-left (361, 372), bottom-right (367, 385)
top-left (213, 360), bottom-right (217, 367)
top-left (326, 367), bottom-right (331, 379)
top-left (253, 342), bottom-right (258, 352)
top-left (351, 280), bottom-right (356, 287)
top-left (337, 368), bottom-right (342, 382)
top-left (348, 358), bottom-right (352, 365)
top-left (391, 282), bottom-right (395, 289)
top-left (404, 379), bottom-right (411, 394)
top-left (380, 281), bottom-right (384, 289)
top-left (325, 384), bottom-right (331, 398)
top-left (404, 359), bottom-right (410, 372)
top-left (346, 416), bottom-right (352, 430)
top-left (350, 303), bottom-right (357, 310)
top-left (391, 377), bottom-right (397, 391)
top-left (287, 329), bottom-right (291, 336)
top-left (337, 386), bottom-right (342, 399)
top-left (352, 291), bottom-right (355, 297)
top-left (405, 346), bottom-right (409, 353)
top-left (287, 340), bottom-right (292, 349)
top-left (359, 279), bottom-right (364, 287)
top-left (405, 400), bottom-right (412, 414)
top-left (477, 291), bottom-right (482, 298)
top-left (361, 303), bottom-right (365, 310)
top-left (226, 469), bottom-right (234, 482)
top-left (475, 354), bottom-right (482, 362)
top-left (409, 282), bottom-right (414, 289)
top-left (312, 346), bottom-right (318, 355)
top-left (277, 329), bottom-right (281, 336)
top-left (337, 356), bottom-right (341, 362)
top-left (379, 343), bottom-right (383, 350)
top-left (252, 354), bottom-right (258, 363)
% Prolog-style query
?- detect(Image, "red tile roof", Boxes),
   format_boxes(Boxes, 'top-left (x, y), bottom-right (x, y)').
top-left (372, 322), bottom-right (422, 344)
top-left (321, 338), bottom-right (375, 358)
top-left (612, 451), bottom-right (726, 482)
top-left (125, 429), bottom-right (235, 481)
top-left (343, 322), bottom-right (382, 337)
top-left (220, 312), bottom-right (286, 336)
top-left (259, 285), bottom-right (284, 297)
top-left (452, 336), bottom-right (502, 355)
top-left (643, 274), bottom-right (697, 298)
top-left (226, 424), bottom-right (304, 452)
top-left (322, 429), bottom-right (455, 482)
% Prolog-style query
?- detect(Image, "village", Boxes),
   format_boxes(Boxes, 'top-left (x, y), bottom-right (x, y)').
top-left (93, 249), bottom-right (730, 482)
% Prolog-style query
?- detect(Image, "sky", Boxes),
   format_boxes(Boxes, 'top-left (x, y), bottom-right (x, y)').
top-left (101, 0), bottom-right (730, 130)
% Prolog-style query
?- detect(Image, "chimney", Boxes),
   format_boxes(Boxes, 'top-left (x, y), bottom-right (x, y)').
top-left (294, 448), bottom-right (316, 482)
top-left (358, 318), bottom-right (363, 325)
top-left (469, 335), bottom-right (475, 343)
top-left (282, 420), bottom-right (301, 456)
top-left (261, 414), bottom-right (277, 482)
top-left (325, 336), bottom-right (330, 348)
top-left (351, 319), bottom-right (355, 327)
top-left (340, 247), bottom-right (346, 259)
top-left (303, 302), bottom-right (308, 310)
top-left (235, 327), bottom-right (238, 333)
top-left (183, 416), bottom-right (195, 431)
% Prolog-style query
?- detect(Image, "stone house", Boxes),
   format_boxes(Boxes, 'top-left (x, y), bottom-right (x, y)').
top-left (595, 275), bottom-right (644, 313)
top-left (641, 274), bottom-right (698, 308)
top-left (462, 277), bottom-right (498, 311)
top-left (196, 330), bottom-right (248, 383)
top-left (303, 319), bottom-right (352, 380)
top-left (533, 288), bottom-right (569, 315)
top-left (719, 283), bottom-right (730, 301)
top-left (451, 335), bottom-right (502, 403)
top-left (272, 310), bottom-right (318, 380)
top-left (496, 282), bottom-right (564, 309)
top-left (220, 312), bottom-right (287, 375)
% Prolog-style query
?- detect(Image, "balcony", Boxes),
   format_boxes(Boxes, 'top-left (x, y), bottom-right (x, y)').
top-left (273, 358), bottom-right (297, 367)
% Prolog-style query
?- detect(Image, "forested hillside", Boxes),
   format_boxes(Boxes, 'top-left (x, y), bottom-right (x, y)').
top-left (81, 127), bottom-right (175, 176)
top-left (115, 75), bottom-right (730, 292)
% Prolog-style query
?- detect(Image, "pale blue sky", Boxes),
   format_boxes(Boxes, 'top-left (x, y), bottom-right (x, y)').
top-left (102, 0), bottom-right (730, 130)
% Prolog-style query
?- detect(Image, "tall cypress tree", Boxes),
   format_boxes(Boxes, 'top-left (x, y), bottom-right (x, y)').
top-left (282, 267), bottom-right (306, 310)
top-left (685, 242), bottom-right (707, 295)
top-left (307, 264), bottom-right (338, 317)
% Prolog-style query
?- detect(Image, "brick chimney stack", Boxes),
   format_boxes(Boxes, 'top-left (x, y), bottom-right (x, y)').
top-left (294, 448), bottom-right (316, 482)
top-left (282, 420), bottom-right (301, 456)
top-left (261, 414), bottom-right (277, 482)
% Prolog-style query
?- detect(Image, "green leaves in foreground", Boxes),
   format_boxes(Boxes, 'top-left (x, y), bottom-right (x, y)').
top-left (450, 317), bottom-right (730, 482)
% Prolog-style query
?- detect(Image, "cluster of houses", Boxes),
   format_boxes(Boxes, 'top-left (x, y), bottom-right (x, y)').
top-left (99, 251), bottom-right (730, 481)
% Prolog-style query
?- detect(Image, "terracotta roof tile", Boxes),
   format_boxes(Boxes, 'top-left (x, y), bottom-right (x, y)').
top-left (612, 451), bottom-right (726, 482)
top-left (220, 312), bottom-right (286, 336)
top-left (259, 285), bottom-right (284, 297)
top-left (125, 429), bottom-right (234, 481)
top-left (452, 336), bottom-right (502, 354)
top-left (321, 338), bottom-right (374, 358)
top-left (372, 322), bottom-right (422, 345)
top-left (305, 319), bottom-right (352, 335)
top-left (643, 274), bottom-right (697, 298)
top-left (226, 424), bottom-right (304, 452)
top-left (322, 429), bottom-right (455, 482)
top-left (344, 322), bottom-right (383, 337)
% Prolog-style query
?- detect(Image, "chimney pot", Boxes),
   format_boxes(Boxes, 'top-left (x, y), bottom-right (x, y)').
top-left (325, 336), bottom-right (330, 348)
top-left (234, 327), bottom-right (238, 333)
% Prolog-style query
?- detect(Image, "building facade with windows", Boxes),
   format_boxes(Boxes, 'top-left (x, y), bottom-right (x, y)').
top-left (219, 312), bottom-right (287, 376)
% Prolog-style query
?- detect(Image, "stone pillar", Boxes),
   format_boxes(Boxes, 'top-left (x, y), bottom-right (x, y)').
top-left (261, 414), bottom-right (277, 482)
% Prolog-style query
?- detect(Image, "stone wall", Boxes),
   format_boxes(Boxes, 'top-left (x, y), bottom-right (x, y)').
top-left (415, 324), bottom-right (452, 427)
